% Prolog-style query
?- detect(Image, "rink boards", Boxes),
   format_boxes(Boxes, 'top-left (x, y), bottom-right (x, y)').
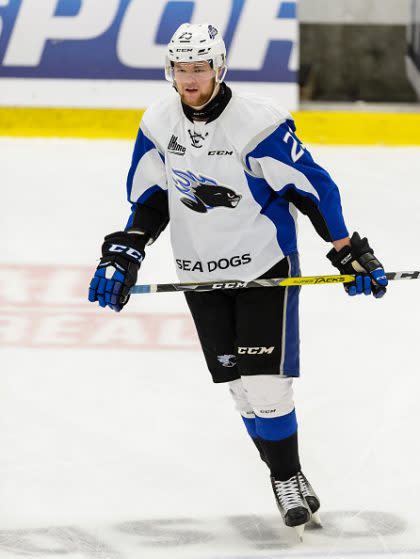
top-left (1, 106), bottom-right (420, 145)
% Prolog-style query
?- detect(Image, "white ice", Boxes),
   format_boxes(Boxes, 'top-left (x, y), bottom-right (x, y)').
top-left (1, 137), bottom-right (420, 558)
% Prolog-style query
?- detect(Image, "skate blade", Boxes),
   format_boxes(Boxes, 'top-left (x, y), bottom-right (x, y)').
top-left (311, 511), bottom-right (322, 527)
top-left (294, 523), bottom-right (305, 542)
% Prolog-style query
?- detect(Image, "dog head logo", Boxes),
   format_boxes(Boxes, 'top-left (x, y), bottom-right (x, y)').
top-left (172, 170), bottom-right (242, 214)
top-left (182, 183), bottom-right (242, 213)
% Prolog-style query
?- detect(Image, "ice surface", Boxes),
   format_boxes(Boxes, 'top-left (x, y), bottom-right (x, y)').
top-left (1, 138), bottom-right (420, 558)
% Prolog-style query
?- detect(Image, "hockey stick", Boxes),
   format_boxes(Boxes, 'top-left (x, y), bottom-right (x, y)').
top-left (130, 271), bottom-right (420, 294)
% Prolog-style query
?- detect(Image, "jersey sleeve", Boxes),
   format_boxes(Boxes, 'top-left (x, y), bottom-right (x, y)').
top-left (125, 124), bottom-right (169, 246)
top-left (244, 120), bottom-right (349, 242)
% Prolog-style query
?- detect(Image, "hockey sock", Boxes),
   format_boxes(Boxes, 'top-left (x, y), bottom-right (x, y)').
top-left (254, 408), bottom-right (297, 441)
top-left (229, 378), bottom-right (300, 473)
top-left (240, 417), bottom-right (268, 463)
top-left (258, 431), bottom-right (301, 481)
top-left (253, 410), bottom-right (300, 480)
top-left (241, 416), bottom-right (257, 438)
top-left (241, 409), bottom-right (299, 472)
top-left (251, 436), bottom-right (268, 464)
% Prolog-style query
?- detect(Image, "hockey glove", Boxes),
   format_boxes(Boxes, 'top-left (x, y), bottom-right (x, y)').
top-left (88, 231), bottom-right (145, 312)
top-left (327, 232), bottom-right (388, 298)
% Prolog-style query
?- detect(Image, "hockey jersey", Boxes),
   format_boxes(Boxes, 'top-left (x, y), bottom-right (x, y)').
top-left (124, 86), bottom-right (349, 282)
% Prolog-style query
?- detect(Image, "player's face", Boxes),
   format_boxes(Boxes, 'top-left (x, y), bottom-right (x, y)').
top-left (174, 62), bottom-right (217, 107)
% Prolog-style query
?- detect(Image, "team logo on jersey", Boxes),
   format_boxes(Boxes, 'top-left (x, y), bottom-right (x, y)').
top-left (188, 129), bottom-right (209, 149)
top-left (168, 135), bottom-right (186, 156)
top-left (217, 354), bottom-right (236, 368)
top-left (181, 183), bottom-right (241, 213)
top-left (172, 169), bottom-right (242, 214)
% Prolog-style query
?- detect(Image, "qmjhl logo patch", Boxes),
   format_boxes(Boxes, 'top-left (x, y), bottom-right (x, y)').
top-left (168, 135), bottom-right (186, 156)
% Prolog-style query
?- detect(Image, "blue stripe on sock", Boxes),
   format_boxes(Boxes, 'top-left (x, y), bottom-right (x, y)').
top-left (255, 409), bottom-right (298, 441)
top-left (241, 416), bottom-right (257, 439)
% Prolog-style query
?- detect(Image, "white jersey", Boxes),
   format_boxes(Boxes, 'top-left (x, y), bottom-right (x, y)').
top-left (126, 87), bottom-right (348, 282)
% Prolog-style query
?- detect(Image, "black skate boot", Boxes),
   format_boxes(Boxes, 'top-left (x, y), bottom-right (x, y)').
top-left (270, 474), bottom-right (311, 540)
top-left (297, 471), bottom-right (322, 526)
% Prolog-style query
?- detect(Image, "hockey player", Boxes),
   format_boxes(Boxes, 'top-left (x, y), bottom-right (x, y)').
top-left (88, 23), bottom-right (388, 539)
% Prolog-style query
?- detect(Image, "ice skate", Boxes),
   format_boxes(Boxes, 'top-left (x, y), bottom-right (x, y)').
top-left (297, 471), bottom-right (322, 526)
top-left (270, 474), bottom-right (311, 541)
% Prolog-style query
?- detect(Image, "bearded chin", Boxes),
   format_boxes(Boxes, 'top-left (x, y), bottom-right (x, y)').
top-left (179, 79), bottom-right (217, 108)
top-left (183, 93), bottom-right (209, 106)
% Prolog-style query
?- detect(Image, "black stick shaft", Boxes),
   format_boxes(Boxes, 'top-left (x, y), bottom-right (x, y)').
top-left (130, 271), bottom-right (419, 295)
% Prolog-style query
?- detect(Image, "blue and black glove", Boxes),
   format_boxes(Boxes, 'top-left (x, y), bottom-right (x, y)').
top-left (327, 232), bottom-right (388, 298)
top-left (88, 231), bottom-right (145, 312)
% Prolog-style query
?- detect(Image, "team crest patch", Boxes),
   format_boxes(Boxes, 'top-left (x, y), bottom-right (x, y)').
top-left (188, 128), bottom-right (209, 149)
top-left (217, 354), bottom-right (236, 367)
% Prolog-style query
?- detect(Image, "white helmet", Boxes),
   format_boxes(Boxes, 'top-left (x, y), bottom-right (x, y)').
top-left (165, 23), bottom-right (227, 84)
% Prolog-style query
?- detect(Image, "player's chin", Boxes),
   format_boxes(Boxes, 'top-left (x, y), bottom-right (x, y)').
top-left (182, 89), bottom-right (210, 105)
top-left (182, 89), bottom-right (200, 101)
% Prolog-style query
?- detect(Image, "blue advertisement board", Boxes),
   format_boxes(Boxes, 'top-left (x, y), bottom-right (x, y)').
top-left (0, 0), bottom-right (297, 83)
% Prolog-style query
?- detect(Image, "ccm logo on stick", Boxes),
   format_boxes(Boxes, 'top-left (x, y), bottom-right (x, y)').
top-left (238, 346), bottom-right (275, 355)
top-left (212, 282), bottom-right (246, 289)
